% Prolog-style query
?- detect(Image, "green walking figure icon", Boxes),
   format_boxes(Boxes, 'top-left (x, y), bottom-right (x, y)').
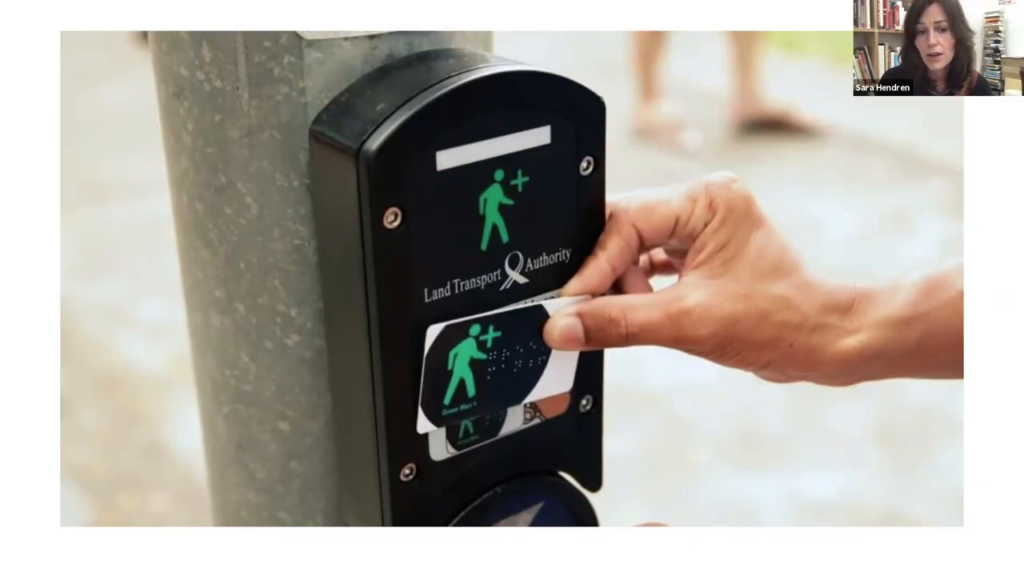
top-left (444, 323), bottom-right (489, 407)
top-left (458, 418), bottom-right (475, 440)
top-left (479, 168), bottom-right (515, 252)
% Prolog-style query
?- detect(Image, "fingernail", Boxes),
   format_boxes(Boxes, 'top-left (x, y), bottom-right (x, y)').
top-left (545, 314), bottom-right (585, 350)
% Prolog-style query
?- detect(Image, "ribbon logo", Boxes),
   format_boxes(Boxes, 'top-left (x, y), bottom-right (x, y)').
top-left (500, 250), bottom-right (530, 290)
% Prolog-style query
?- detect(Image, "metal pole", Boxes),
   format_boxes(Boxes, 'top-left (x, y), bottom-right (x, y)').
top-left (150, 31), bottom-right (493, 526)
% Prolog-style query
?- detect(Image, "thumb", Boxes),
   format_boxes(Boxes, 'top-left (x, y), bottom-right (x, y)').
top-left (543, 292), bottom-right (679, 351)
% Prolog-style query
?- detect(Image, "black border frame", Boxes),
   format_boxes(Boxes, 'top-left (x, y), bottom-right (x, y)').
top-left (360, 65), bottom-right (606, 526)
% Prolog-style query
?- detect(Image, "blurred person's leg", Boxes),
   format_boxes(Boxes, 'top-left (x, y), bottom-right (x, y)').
top-left (728, 31), bottom-right (818, 134)
top-left (631, 31), bottom-right (703, 152)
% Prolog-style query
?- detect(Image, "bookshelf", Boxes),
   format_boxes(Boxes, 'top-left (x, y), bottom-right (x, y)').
top-left (854, 0), bottom-right (913, 82)
top-left (983, 10), bottom-right (1005, 95)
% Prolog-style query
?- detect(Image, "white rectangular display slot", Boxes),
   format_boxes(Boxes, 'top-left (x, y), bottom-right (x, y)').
top-left (435, 125), bottom-right (552, 171)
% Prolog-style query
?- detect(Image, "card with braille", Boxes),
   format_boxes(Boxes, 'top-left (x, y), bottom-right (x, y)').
top-left (415, 296), bottom-right (589, 434)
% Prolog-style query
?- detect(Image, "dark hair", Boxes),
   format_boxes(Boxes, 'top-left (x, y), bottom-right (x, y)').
top-left (899, 0), bottom-right (977, 93)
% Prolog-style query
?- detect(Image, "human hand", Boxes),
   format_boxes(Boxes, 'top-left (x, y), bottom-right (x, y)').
top-left (542, 172), bottom-right (862, 386)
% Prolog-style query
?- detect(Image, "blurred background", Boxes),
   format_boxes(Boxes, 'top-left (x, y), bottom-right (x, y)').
top-left (61, 31), bottom-right (963, 526)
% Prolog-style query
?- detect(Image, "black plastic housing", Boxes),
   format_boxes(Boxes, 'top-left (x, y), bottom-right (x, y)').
top-left (308, 48), bottom-right (606, 526)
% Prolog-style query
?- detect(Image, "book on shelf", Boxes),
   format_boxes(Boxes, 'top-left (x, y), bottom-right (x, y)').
top-left (879, 0), bottom-right (908, 30)
top-left (853, 45), bottom-right (902, 82)
top-left (877, 43), bottom-right (902, 74)
top-left (853, 46), bottom-right (876, 83)
top-left (882, 1), bottom-right (907, 31)
top-left (854, 0), bottom-right (871, 28)
top-left (853, 1), bottom-right (909, 31)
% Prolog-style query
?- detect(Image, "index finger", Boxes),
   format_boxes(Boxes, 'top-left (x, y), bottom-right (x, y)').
top-left (561, 172), bottom-right (734, 297)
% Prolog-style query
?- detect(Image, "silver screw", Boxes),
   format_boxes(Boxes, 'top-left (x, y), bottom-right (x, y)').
top-left (579, 156), bottom-right (595, 176)
top-left (579, 395), bottom-right (594, 413)
top-left (399, 463), bottom-right (417, 482)
top-left (383, 207), bottom-right (403, 229)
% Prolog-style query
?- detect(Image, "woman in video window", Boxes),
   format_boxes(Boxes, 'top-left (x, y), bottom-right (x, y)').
top-left (880, 0), bottom-right (993, 96)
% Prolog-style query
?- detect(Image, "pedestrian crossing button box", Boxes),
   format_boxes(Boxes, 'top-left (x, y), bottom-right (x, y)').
top-left (309, 48), bottom-right (606, 526)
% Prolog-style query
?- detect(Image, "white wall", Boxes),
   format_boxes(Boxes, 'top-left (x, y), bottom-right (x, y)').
top-left (979, 0), bottom-right (1024, 57)
top-left (962, 0), bottom-right (988, 69)
top-left (1003, 2), bottom-right (1024, 57)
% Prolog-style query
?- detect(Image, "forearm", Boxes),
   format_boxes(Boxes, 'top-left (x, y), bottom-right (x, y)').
top-left (830, 264), bottom-right (964, 385)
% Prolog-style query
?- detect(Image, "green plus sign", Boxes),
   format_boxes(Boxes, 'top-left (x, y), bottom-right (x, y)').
top-left (479, 324), bottom-right (502, 348)
top-left (510, 169), bottom-right (529, 192)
